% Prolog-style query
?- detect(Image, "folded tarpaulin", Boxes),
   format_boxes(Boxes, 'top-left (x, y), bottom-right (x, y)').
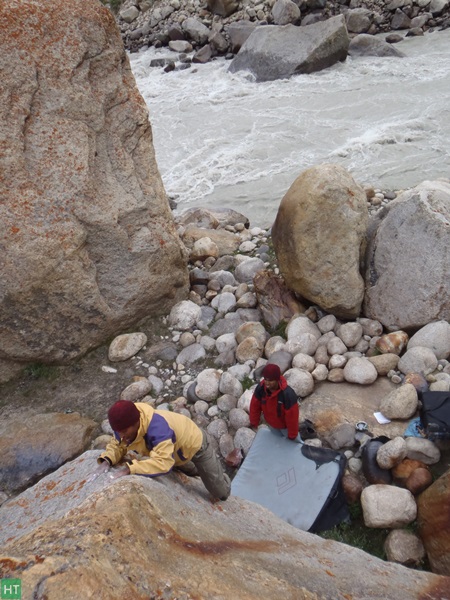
top-left (231, 428), bottom-right (349, 533)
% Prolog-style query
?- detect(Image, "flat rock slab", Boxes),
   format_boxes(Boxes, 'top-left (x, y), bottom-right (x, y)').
top-left (302, 378), bottom-right (408, 438)
top-left (0, 412), bottom-right (96, 494)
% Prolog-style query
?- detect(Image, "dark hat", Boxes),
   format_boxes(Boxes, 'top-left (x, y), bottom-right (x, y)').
top-left (262, 363), bottom-right (281, 381)
top-left (108, 400), bottom-right (140, 431)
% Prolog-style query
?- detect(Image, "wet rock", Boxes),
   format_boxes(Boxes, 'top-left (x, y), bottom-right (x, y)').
top-left (226, 21), bottom-right (257, 53)
top-left (349, 32), bottom-right (406, 55)
top-left (228, 16), bottom-right (350, 82)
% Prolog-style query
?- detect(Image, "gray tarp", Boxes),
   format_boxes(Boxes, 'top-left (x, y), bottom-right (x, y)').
top-left (231, 428), bottom-right (348, 532)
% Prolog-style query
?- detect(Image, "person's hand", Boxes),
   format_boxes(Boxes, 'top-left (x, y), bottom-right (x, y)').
top-left (109, 465), bottom-right (130, 480)
top-left (87, 460), bottom-right (110, 483)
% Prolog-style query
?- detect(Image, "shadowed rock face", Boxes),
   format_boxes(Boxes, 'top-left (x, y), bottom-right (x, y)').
top-left (363, 180), bottom-right (450, 330)
top-left (1, 451), bottom-right (450, 599)
top-left (0, 0), bottom-right (189, 365)
top-left (0, 413), bottom-right (96, 495)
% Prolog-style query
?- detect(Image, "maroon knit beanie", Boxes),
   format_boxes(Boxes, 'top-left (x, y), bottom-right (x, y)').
top-left (262, 363), bottom-right (281, 381)
top-left (108, 400), bottom-right (140, 431)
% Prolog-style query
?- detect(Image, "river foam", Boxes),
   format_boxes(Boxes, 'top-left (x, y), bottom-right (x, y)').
top-left (130, 29), bottom-right (450, 227)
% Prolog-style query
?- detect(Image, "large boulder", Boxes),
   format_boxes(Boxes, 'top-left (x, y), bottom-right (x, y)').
top-left (228, 16), bottom-right (349, 82)
top-left (363, 180), bottom-right (450, 330)
top-left (417, 468), bottom-right (450, 576)
top-left (0, 0), bottom-right (189, 368)
top-left (0, 412), bottom-right (96, 495)
top-left (272, 164), bottom-right (368, 318)
top-left (2, 451), bottom-right (450, 599)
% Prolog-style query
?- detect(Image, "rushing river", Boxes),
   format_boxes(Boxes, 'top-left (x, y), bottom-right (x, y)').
top-left (129, 29), bottom-right (450, 227)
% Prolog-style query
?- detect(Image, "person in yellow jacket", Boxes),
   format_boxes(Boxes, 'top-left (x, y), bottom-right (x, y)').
top-left (92, 400), bottom-right (231, 501)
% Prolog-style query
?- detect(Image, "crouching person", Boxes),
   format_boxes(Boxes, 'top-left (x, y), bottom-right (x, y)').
top-left (93, 400), bottom-right (231, 501)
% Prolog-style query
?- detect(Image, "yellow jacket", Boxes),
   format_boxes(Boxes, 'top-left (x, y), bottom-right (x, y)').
top-left (99, 403), bottom-right (203, 476)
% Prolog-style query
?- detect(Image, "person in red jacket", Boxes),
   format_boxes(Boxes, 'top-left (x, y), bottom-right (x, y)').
top-left (249, 363), bottom-right (300, 441)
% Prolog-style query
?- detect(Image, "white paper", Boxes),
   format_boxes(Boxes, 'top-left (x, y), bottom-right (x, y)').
top-left (374, 411), bottom-right (391, 424)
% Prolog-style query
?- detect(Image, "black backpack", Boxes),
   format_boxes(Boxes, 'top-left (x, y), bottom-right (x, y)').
top-left (419, 391), bottom-right (450, 441)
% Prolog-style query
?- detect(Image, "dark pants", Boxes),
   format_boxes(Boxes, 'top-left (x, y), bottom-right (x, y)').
top-left (188, 430), bottom-right (231, 500)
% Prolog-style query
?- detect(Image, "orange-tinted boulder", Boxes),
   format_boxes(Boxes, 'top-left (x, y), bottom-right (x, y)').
top-left (392, 458), bottom-right (426, 486)
top-left (406, 468), bottom-right (433, 495)
top-left (417, 469), bottom-right (450, 576)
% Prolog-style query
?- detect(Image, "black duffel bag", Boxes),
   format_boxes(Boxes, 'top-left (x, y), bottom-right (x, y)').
top-left (419, 391), bottom-right (450, 441)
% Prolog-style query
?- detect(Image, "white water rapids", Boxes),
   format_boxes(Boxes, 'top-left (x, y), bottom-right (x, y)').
top-left (129, 29), bottom-right (450, 227)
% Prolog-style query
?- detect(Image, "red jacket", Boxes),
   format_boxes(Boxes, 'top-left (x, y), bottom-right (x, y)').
top-left (249, 376), bottom-right (299, 440)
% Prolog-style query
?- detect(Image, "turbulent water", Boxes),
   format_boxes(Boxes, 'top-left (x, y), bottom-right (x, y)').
top-left (129, 29), bottom-right (450, 227)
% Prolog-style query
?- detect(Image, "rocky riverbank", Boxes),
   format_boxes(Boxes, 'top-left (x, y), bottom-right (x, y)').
top-left (107, 0), bottom-right (450, 57)
top-left (2, 179), bottom-right (450, 572)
